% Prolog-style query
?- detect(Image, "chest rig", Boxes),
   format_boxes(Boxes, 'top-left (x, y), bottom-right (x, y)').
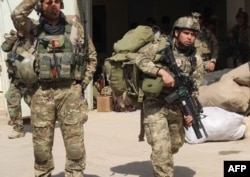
top-left (36, 23), bottom-right (85, 81)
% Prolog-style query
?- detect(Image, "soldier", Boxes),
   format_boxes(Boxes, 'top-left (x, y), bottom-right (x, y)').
top-left (11, 0), bottom-right (97, 177)
top-left (1, 30), bottom-right (34, 139)
top-left (192, 12), bottom-right (219, 72)
top-left (136, 16), bottom-right (203, 177)
top-left (228, 8), bottom-right (250, 66)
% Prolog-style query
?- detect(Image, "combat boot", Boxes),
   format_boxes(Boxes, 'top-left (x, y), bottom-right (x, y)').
top-left (8, 120), bottom-right (15, 126)
top-left (8, 130), bottom-right (25, 139)
top-left (65, 170), bottom-right (84, 177)
top-left (8, 125), bottom-right (25, 139)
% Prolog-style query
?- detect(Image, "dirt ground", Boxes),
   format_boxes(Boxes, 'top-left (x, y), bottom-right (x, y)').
top-left (0, 109), bottom-right (250, 177)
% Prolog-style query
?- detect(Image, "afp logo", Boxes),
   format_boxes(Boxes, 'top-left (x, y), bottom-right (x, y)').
top-left (224, 161), bottom-right (250, 177)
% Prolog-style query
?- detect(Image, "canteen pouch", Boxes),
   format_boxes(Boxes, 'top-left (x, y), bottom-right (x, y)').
top-left (142, 76), bottom-right (164, 97)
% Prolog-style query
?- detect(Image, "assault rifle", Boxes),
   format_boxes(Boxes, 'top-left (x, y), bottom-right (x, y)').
top-left (81, 0), bottom-right (89, 61)
top-left (162, 46), bottom-right (208, 139)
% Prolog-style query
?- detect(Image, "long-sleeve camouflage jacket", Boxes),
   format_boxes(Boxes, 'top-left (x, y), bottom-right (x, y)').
top-left (136, 35), bottom-right (204, 96)
top-left (195, 26), bottom-right (219, 64)
top-left (11, 0), bottom-right (97, 85)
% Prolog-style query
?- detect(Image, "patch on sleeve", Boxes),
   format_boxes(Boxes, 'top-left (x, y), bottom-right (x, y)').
top-left (175, 58), bottom-right (182, 67)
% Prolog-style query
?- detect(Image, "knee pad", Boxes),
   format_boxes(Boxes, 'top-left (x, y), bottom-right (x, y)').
top-left (67, 143), bottom-right (83, 160)
top-left (34, 146), bottom-right (48, 163)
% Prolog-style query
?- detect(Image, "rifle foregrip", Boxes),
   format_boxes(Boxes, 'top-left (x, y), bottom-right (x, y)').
top-left (192, 123), bottom-right (203, 139)
top-left (182, 100), bottom-right (203, 139)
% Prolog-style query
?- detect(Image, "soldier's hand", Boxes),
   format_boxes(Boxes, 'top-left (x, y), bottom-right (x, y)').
top-left (184, 115), bottom-right (193, 127)
top-left (157, 68), bottom-right (175, 87)
top-left (205, 62), bottom-right (215, 72)
top-left (17, 30), bottom-right (24, 38)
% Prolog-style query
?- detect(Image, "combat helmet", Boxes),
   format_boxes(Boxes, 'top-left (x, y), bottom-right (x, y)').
top-left (172, 16), bottom-right (200, 34)
top-left (236, 8), bottom-right (248, 23)
top-left (35, 0), bottom-right (64, 13)
top-left (191, 12), bottom-right (202, 20)
top-left (14, 51), bottom-right (38, 85)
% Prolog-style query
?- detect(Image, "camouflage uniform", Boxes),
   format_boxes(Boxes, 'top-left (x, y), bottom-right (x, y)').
top-left (4, 80), bottom-right (32, 136)
top-left (1, 31), bottom-right (34, 139)
top-left (228, 8), bottom-right (250, 66)
top-left (136, 17), bottom-right (203, 177)
top-left (229, 24), bottom-right (250, 64)
top-left (11, 0), bottom-right (97, 177)
top-left (192, 12), bottom-right (219, 70)
top-left (195, 26), bottom-right (219, 66)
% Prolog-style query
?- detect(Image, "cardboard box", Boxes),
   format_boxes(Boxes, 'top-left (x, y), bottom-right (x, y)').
top-left (97, 96), bottom-right (113, 112)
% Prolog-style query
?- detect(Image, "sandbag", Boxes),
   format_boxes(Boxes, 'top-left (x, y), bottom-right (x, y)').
top-left (221, 61), bottom-right (250, 86)
top-left (238, 86), bottom-right (250, 100)
top-left (198, 79), bottom-right (249, 113)
top-left (185, 107), bottom-right (247, 144)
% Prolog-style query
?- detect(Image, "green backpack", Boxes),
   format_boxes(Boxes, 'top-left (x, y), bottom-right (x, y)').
top-left (104, 25), bottom-right (167, 106)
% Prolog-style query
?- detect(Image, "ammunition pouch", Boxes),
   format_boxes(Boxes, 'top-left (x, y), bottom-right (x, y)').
top-left (73, 52), bottom-right (87, 80)
top-left (37, 53), bottom-right (73, 80)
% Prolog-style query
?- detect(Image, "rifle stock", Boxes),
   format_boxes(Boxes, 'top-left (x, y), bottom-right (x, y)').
top-left (163, 46), bottom-right (208, 139)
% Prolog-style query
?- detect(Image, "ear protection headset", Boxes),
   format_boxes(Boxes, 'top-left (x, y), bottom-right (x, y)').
top-left (35, 0), bottom-right (64, 14)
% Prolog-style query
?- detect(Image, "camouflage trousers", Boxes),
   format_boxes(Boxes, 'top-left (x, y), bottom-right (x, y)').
top-left (30, 81), bottom-right (87, 177)
top-left (5, 82), bottom-right (31, 130)
top-left (143, 97), bottom-right (185, 177)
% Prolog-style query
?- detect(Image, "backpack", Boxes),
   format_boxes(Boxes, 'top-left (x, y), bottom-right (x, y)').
top-left (104, 25), bottom-right (167, 106)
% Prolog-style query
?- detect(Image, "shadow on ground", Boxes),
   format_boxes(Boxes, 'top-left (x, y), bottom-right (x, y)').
top-left (53, 172), bottom-right (99, 177)
top-left (110, 161), bottom-right (196, 177)
top-left (110, 161), bottom-right (153, 177)
top-left (174, 166), bottom-right (196, 177)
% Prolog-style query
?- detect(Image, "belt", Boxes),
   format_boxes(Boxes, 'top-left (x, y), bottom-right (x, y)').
top-left (39, 80), bottom-right (74, 90)
top-left (12, 78), bottom-right (37, 90)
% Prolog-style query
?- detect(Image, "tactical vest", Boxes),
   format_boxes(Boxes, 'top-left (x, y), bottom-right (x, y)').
top-left (36, 23), bottom-right (85, 81)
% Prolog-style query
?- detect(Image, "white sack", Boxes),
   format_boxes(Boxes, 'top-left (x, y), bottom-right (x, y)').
top-left (185, 107), bottom-right (247, 144)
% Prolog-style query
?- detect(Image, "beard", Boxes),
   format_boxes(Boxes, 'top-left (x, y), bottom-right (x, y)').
top-left (43, 8), bottom-right (61, 22)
